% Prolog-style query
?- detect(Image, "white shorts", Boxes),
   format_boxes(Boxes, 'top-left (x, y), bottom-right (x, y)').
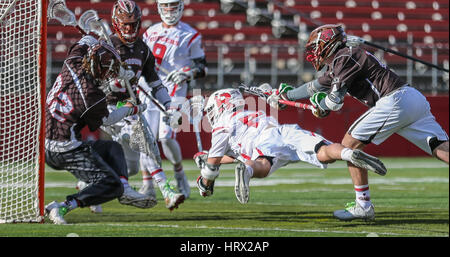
top-left (349, 86), bottom-right (449, 154)
top-left (249, 124), bottom-right (329, 175)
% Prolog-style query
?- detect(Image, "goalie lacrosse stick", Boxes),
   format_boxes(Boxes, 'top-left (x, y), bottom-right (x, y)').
top-left (48, 0), bottom-right (86, 34)
top-left (238, 83), bottom-right (315, 111)
top-left (347, 35), bottom-right (449, 73)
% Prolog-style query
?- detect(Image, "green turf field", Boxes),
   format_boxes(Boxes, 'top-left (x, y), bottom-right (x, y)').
top-left (1, 157), bottom-right (448, 237)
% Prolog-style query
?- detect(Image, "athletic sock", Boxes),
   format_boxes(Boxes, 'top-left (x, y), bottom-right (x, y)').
top-left (245, 165), bottom-right (254, 178)
top-left (150, 169), bottom-right (167, 192)
top-left (340, 148), bottom-right (354, 162)
top-left (142, 174), bottom-right (153, 187)
top-left (354, 184), bottom-right (372, 209)
top-left (174, 165), bottom-right (185, 178)
top-left (120, 176), bottom-right (130, 188)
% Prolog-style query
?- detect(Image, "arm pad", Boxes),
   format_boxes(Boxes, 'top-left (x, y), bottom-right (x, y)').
top-left (102, 106), bottom-right (131, 126)
top-left (191, 57), bottom-right (208, 79)
top-left (286, 79), bottom-right (326, 100)
top-left (152, 83), bottom-right (171, 110)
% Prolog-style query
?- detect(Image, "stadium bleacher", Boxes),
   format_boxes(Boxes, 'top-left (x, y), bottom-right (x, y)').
top-left (46, 0), bottom-right (449, 92)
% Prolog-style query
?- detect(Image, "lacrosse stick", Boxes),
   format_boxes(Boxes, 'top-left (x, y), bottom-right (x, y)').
top-left (238, 83), bottom-right (315, 111)
top-left (47, 0), bottom-right (86, 33)
top-left (179, 95), bottom-right (205, 152)
top-left (347, 35), bottom-right (449, 73)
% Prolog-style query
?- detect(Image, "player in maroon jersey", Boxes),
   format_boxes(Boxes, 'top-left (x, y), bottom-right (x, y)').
top-left (44, 35), bottom-right (153, 224)
top-left (266, 24), bottom-right (449, 221)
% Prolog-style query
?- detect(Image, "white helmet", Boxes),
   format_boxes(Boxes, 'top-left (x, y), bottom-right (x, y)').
top-left (204, 88), bottom-right (245, 127)
top-left (157, 0), bottom-right (184, 26)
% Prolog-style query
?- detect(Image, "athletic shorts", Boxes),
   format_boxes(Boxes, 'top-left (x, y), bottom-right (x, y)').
top-left (349, 86), bottom-right (449, 154)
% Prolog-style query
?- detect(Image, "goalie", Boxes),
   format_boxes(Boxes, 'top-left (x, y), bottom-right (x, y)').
top-left (44, 36), bottom-right (153, 224)
top-left (193, 88), bottom-right (387, 205)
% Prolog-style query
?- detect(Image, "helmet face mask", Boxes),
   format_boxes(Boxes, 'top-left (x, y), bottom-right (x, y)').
top-left (157, 0), bottom-right (184, 26)
top-left (84, 42), bottom-right (122, 84)
top-left (204, 89), bottom-right (245, 127)
top-left (112, 0), bottom-right (142, 44)
top-left (304, 24), bottom-right (347, 71)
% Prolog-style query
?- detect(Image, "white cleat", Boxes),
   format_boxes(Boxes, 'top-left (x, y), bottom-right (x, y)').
top-left (45, 201), bottom-right (68, 225)
top-left (333, 201), bottom-right (375, 221)
top-left (174, 172), bottom-right (191, 198)
top-left (162, 182), bottom-right (185, 211)
top-left (350, 149), bottom-right (387, 176)
top-left (234, 162), bottom-right (251, 204)
top-left (76, 180), bottom-right (102, 213)
top-left (119, 186), bottom-right (157, 209)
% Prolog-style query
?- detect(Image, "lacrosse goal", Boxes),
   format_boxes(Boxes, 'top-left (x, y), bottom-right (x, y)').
top-left (0, 0), bottom-right (47, 223)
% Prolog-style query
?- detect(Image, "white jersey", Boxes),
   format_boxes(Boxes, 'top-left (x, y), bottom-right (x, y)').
top-left (208, 110), bottom-right (328, 175)
top-left (142, 21), bottom-right (205, 97)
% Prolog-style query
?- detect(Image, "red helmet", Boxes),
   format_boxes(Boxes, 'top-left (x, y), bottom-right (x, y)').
top-left (305, 24), bottom-right (347, 71)
top-left (112, 0), bottom-right (142, 44)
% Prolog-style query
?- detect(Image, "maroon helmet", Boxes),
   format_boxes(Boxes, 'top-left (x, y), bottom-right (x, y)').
top-left (305, 24), bottom-right (347, 71)
top-left (112, 0), bottom-right (142, 44)
top-left (85, 41), bottom-right (122, 81)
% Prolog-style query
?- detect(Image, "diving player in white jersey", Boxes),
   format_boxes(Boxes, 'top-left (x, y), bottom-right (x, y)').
top-left (138, 0), bottom-right (207, 199)
top-left (193, 88), bottom-right (387, 204)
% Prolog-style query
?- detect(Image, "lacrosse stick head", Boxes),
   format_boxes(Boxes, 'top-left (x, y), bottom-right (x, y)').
top-left (130, 121), bottom-right (162, 166)
top-left (79, 10), bottom-right (112, 40)
top-left (47, 0), bottom-right (77, 26)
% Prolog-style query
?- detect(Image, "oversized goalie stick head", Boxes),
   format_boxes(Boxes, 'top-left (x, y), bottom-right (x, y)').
top-left (157, 0), bottom-right (184, 26)
top-left (83, 41), bottom-right (122, 83)
top-left (204, 88), bottom-right (245, 127)
top-left (305, 24), bottom-right (347, 71)
top-left (112, 0), bottom-right (142, 44)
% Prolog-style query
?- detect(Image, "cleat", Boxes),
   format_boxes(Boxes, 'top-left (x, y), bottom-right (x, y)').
top-left (162, 181), bottom-right (185, 211)
top-left (174, 172), bottom-right (191, 198)
top-left (350, 149), bottom-right (387, 176)
top-left (139, 183), bottom-right (157, 201)
top-left (196, 176), bottom-right (214, 197)
top-left (45, 201), bottom-right (68, 225)
top-left (234, 162), bottom-right (251, 204)
top-left (119, 186), bottom-right (157, 209)
top-left (77, 180), bottom-right (102, 213)
top-left (333, 201), bottom-right (375, 221)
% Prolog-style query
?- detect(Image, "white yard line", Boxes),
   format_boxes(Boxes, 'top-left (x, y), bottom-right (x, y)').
top-left (73, 222), bottom-right (447, 237)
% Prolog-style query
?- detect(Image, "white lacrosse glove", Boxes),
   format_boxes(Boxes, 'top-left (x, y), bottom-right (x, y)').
top-left (166, 66), bottom-right (194, 84)
top-left (267, 83), bottom-right (294, 110)
top-left (193, 150), bottom-right (209, 169)
top-left (162, 108), bottom-right (182, 129)
top-left (118, 66), bottom-right (135, 81)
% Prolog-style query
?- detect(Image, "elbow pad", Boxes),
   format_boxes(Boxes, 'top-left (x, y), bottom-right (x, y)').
top-left (324, 92), bottom-right (344, 111)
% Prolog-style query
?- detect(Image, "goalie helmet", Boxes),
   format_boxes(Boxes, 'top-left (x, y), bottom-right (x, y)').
top-left (157, 0), bottom-right (184, 26)
top-left (84, 41), bottom-right (122, 83)
top-left (204, 88), bottom-right (245, 127)
top-left (112, 0), bottom-right (142, 44)
top-left (305, 24), bottom-right (347, 71)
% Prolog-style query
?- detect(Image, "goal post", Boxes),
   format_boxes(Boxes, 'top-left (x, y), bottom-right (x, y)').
top-left (0, 0), bottom-right (47, 223)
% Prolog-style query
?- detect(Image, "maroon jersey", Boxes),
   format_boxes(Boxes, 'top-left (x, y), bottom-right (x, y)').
top-left (106, 35), bottom-right (160, 105)
top-left (45, 42), bottom-right (109, 144)
top-left (318, 46), bottom-right (406, 107)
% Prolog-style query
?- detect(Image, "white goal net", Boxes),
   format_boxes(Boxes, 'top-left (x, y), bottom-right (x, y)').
top-left (0, 0), bottom-right (46, 223)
